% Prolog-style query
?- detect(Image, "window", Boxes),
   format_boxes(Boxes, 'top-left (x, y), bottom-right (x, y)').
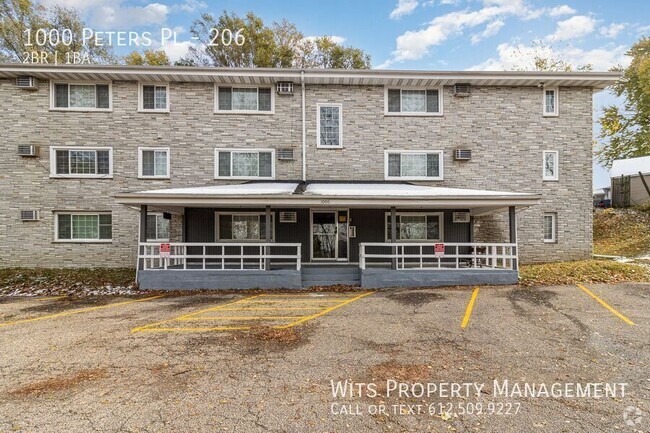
top-left (214, 149), bottom-right (274, 179)
top-left (138, 148), bottom-right (170, 178)
top-left (216, 86), bottom-right (273, 113)
top-left (140, 83), bottom-right (169, 111)
top-left (543, 150), bottom-right (559, 181)
top-left (385, 150), bottom-right (443, 180)
top-left (317, 104), bottom-right (342, 148)
top-left (385, 213), bottom-right (443, 242)
top-left (543, 213), bottom-right (557, 243)
top-left (52, 82), bottom-right (111, 110)
top-left (216, 213), bottom-right (275, 241)
top-left (50, 147), bottom-right (113, 178)
top-left (55, 213), bottom-right (112, 242)
top-left (146, 213), bottom-right (170, 241)
top-left (385, 87), bottom-right (442, 115)
top-left (543, 87), bottom-right (558, 116)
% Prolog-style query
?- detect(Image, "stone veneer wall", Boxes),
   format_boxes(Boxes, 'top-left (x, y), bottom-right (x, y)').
top-left (0, 79), bottom-right (593, 267)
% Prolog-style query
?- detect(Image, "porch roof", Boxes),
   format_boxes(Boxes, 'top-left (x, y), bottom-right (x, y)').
top-left (114, 182), bottom-right (541, 216)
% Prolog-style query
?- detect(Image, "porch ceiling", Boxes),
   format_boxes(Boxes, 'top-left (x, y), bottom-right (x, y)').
top-left (114, 182), bottom-right (541, 215)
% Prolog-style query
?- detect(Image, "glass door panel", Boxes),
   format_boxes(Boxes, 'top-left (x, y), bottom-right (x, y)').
top-left (312, 212), bottom-right (337, 259)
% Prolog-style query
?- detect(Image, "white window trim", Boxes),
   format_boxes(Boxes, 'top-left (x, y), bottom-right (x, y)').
top-left (543, 87), bottom-right (559, 117)
top-left (542, 150), bottom-right (559, 181)
top-left (543, 212), bottom-right (557, 243)
top-left (49, 146), bottom-right (114, 179)
top-left (138, 82), bottom-right (170, 113)
top-left (214, 84), bottom-right (275, 114)
top-left (138, 147), bottom-right (171, 179)
top-left (316, 103), bottom-right (343, 149)
top-left (215, 211), bottom-right (276, 242)
top-left (145, 212), bottom-right (170, 241)
top-left (384, 86), bottom-right (444, 116)
top-left (383, 212), bottom-right (444, 242)
top-left (53, 211), bottom-right (112, 243)
top-left (384, 149), bottom-right (444, 181)
top-left (49, 81), bottom-right (113, 112)
top-left (214, 148), bottom-right (276, 180)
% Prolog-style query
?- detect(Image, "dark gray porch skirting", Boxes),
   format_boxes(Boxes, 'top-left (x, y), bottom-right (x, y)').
top-left (138, 269), bottom-right (302, 290)
top-left (360, 268), bottom-right (519, 288)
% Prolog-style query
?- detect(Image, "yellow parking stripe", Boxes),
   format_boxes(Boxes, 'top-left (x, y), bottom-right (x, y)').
top-left (576, 284), bottom-right (635, 326)
top-left (246, 299), bottom-right (352, 304)
top-left (135, 326), bottom-right (252, 333)
top-left (37, 296), bottom-right (68, 302)
top-left (219, 307), bottom-right (323, 311)
top-left (461, 287), bottom-right (480, 329)
top-left (0, 295), bottom-right (164, 328)
top-left (177, 316), bottom-right (301, 321)
top-left (277, 292), bottom-right (373, 329)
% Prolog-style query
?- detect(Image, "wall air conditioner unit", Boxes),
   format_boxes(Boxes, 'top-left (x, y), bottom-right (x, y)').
top-left (17, 145), bottom-right (39, 157)
top-left (279, 211), bottom-right (297, 223)
top-left (454, 149), bottom-right (472, 160)
top-left (276, 82), bottom-right (294, 94)
top-left (453, 212), bottom-right (471, 223)
top-left (16, 76), bottom-right (38, 90)
top-left (277, 148), bottom-right (294, 160)
top-left (453, 83), bottom-right (471, 97)
top-left (20, 210), bottom-right (40, 221)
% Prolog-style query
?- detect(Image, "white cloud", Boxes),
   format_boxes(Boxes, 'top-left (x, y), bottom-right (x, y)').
top-left (470, 19), bottom-right (505, 44)
top-left (160, 40), bottom-right (196, 62)
top-left (175, 0), bottom-right (207, 13)
top-left (95, 3), bottom-right (168, 27)
top-left (547, 15), bottom-right (596, 41)
top-left (600, 23), bottom-right (625, 38)
top-left (385, 0), bottom-right (539, 64)
top-left (548, 5), bottom-right (576, 17)
top-left (469, 41), bottom-right (630, 71)
top-left (390, 0), bottom-right (419, 19)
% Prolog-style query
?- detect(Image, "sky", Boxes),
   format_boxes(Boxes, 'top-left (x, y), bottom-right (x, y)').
top-left (38, 0), bottom-right (650, 189)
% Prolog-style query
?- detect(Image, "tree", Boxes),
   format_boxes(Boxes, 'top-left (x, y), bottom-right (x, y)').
top-left (510, 41), bottom-right (593, 71)
top-left (597, 38), bottom-right (650, 166)
top-left (124, 49), bottom-right (170, 66)
top-left (0, 0), bottom-right (114, 63)
top-left (183, 11), bottom-right (370, 69)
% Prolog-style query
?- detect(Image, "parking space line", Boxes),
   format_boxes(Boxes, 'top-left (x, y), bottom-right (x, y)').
top-left (177, 316), bottom-right (301, 321)
top-left (220, 307), bottom-right (324, 311)
top-left (277, 292), bottom-right (373, 329)
top-left (0, 295), bottom-right (164, 329)
top-left (576, 284), bottom-right (635, 326)
top-left (461, 287), bottom-right (480, 329)
top-left (37, 296), bottom-right (68, 302)
top-left (245, 299), bottom-right (351, 304)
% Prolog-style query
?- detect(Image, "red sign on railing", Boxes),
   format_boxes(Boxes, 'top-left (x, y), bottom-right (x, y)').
top-left (159, 243), bottom-right (171, 259)
top-left (434, 243), bottom-right (445, 257)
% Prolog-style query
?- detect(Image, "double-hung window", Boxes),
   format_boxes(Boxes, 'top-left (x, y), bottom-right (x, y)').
top-left (317, 104), bottom-right (343, 148)
top-left (215, 149), bottom-right (275, 179)
top-left (543, 150), bottom-right (559, 181)
top-left (50, 147), bottom-right (113, 178)
top-left (146, 213), bottom-right (170, 241)
top-left (216, 212), bottom-right (275, 241)
top-left (543, 87), bottom-right (558, 116)
top-left (385, 150), bottom-right (443, 180)
top-left (138, 147), bottom-right (170, 179)
top-left (543, 213), bottom-right (557, 243)
top-left (385, 87), bottom-right (442, 115)
top-left (385, 213), bottom-right (443, 242)
top-left (140, 83), bottom-right (169, 112)
top-left (52, 82), bottom-right (111, 110)
top-left (55, 213), bottom-right (112, 242)
top-left (216, 86), bottom-right (273, 113)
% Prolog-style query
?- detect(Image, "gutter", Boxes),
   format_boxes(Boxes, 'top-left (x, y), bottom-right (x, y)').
top-left (301, 70), bottom-right (306, 182)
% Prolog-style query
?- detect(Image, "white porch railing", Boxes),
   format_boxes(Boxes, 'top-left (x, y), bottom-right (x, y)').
top-left (138, 242), bottom-right (302, 271)
top-left (359, 242), bottom-right (518, 270)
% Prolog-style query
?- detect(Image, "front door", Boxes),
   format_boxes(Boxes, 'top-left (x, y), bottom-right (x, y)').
top-left (311, 210), bottom-right (348, 261)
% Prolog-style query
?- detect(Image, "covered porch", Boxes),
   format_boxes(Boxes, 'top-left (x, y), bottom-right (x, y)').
top-left (114, 182), bottom-right (540, 289)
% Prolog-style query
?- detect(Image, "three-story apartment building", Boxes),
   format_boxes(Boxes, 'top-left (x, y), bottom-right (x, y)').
top-left (0, 65), bottom-right (619, 289)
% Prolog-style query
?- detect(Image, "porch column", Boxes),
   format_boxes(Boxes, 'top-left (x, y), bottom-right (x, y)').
top-left (139, 205), bottom-right (148, 242)
top-left (508, 206), bottom-right (518, 271)
top-left (469, 216), bottom-right (475, 243)
top-left (265, 206), bottom-right (272, 270)
top-left (391, 206), bottom-right (397, 270)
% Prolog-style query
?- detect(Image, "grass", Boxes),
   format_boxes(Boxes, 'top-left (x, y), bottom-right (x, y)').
top-left (0, 268), bottom-right (136, 292)
top-left (519, 259), bottom-right (650, 286)
top-left (594, 206), bottom-right (650, 257)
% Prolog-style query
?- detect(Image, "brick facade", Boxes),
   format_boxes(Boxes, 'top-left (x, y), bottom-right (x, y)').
top-left (0, 78), bottom-right (593, 267)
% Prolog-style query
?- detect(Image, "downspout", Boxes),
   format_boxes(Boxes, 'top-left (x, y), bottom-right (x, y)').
top-left (301, 70), bottom-right (306, 182)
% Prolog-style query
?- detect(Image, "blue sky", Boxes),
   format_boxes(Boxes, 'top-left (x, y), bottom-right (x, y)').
top-left (40, 0), bottom-right (649, 188)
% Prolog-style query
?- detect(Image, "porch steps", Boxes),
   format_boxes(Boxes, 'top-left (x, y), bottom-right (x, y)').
top-left (301, 265), bottom-right (361, 287)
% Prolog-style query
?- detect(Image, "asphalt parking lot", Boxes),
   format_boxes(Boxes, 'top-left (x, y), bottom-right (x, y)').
top-left (0, 283), bottom-right (648, 433)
